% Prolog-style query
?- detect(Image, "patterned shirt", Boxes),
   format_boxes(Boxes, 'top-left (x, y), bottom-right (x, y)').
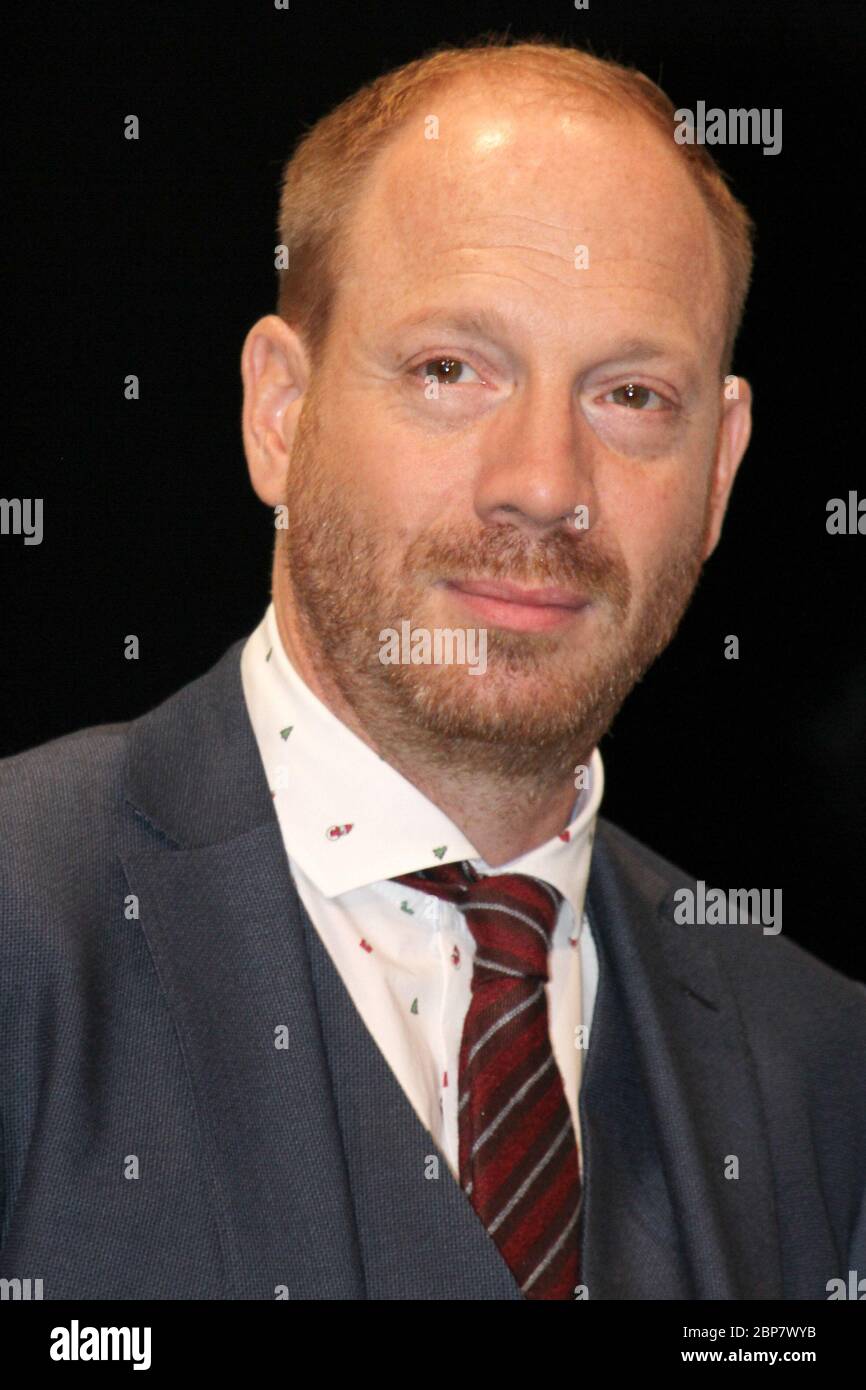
top-left (240, 602), bottom-right (604, 1176)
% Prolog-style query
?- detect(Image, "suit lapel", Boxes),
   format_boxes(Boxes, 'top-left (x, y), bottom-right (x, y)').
top-left (299, 898), bottom-right (524, 1300)
top-left (121, 642), bottom-right (364, 1298)
top-left (578, 901), bottom-right (691, 1299)
top-left (121, 824), bottom-right (366, 1299)
top-left (582, 824), bottom-right (784, 1299)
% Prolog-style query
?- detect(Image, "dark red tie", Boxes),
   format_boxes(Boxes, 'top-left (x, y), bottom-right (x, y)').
top-left (393, 860), bottom-right (582, 1299)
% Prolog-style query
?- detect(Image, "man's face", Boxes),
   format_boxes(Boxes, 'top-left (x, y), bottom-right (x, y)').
top-left (264, 84), bottom-right (749, 773)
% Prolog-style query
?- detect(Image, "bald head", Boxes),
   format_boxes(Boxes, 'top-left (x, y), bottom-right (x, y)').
top-left (330, 78), bottom-right (729, 384)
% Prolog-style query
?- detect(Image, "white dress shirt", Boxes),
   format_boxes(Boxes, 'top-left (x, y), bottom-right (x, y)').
top-left (240, 603), bottom-right (604, 1178)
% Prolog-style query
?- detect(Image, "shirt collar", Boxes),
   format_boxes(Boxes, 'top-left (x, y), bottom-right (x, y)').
top-left (240, 603), bottom-right (604, 926)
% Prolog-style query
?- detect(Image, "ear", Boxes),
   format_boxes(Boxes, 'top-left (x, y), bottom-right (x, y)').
top-left (702, 377), bottom-right (753, 560)
top-left (241, 314), bottom-right (310, 507)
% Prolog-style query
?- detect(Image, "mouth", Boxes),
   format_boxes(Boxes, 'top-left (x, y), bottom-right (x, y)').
top-left (441, 578), bottom-right (591, 633)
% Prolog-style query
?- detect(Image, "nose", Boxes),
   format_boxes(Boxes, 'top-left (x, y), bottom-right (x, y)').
top-left (472, 374), bottom-right (599, 536)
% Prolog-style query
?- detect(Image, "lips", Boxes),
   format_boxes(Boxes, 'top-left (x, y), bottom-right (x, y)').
top-left (442, 578), bottom-right (590, 634)
top-left (447, 579), bottom-right (588, 609)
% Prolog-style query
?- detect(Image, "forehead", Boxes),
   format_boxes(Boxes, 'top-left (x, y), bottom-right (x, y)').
top-left (336, 82), bottom-right (726, 350)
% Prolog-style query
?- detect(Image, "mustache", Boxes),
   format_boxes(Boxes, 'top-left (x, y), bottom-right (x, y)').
top-left (403, 526), bottom-right (632, 611)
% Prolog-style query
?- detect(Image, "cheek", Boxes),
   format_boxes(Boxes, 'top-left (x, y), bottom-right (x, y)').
top-left (601, 473), bottom-right (708, 579)
top-left (324, 406), bottom-right (404, 490)
top-left (321, 430), bottom-right (445, 559)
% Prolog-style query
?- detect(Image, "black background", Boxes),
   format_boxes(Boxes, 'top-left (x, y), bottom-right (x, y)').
top-left (3, 1), bottom-right (864, 979)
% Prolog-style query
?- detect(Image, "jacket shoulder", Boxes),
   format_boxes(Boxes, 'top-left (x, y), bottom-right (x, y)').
top-left (0, 638), bottom-right (247, 912)
top-left (594, 814), bottom-right (866, 1019)
top-left (0, 721), bottom-right (131, 891)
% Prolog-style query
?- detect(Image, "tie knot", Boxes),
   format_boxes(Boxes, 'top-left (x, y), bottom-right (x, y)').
top-left (393, 863), bottom-right (561, 982)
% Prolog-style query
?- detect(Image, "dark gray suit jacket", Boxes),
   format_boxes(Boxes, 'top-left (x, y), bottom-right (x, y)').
top-left (1, 638), bottom-right (864, 1300)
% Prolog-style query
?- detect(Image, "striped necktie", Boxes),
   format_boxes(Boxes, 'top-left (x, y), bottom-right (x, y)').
top-left (393, 860), bottom-right (582, 1299)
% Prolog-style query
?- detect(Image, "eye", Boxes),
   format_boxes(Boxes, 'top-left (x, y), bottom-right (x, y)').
top-left (604, 382), bottom-right (668, 411)
top-left (412, 357), bottom-right (482, 387)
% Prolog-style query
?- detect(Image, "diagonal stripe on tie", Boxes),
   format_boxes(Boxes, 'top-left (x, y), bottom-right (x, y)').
top-left (392, 862), bottom-right (582, 1300)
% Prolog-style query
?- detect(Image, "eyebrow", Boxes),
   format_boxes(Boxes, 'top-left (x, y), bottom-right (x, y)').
top-left (389, 308), bottom-right (693, 371)
top-left (391, 306), bottom-right (514, 342)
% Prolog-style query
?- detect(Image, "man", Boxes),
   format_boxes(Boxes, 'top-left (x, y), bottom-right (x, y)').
top-left (1, 37), bottom-right (864, 1301)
